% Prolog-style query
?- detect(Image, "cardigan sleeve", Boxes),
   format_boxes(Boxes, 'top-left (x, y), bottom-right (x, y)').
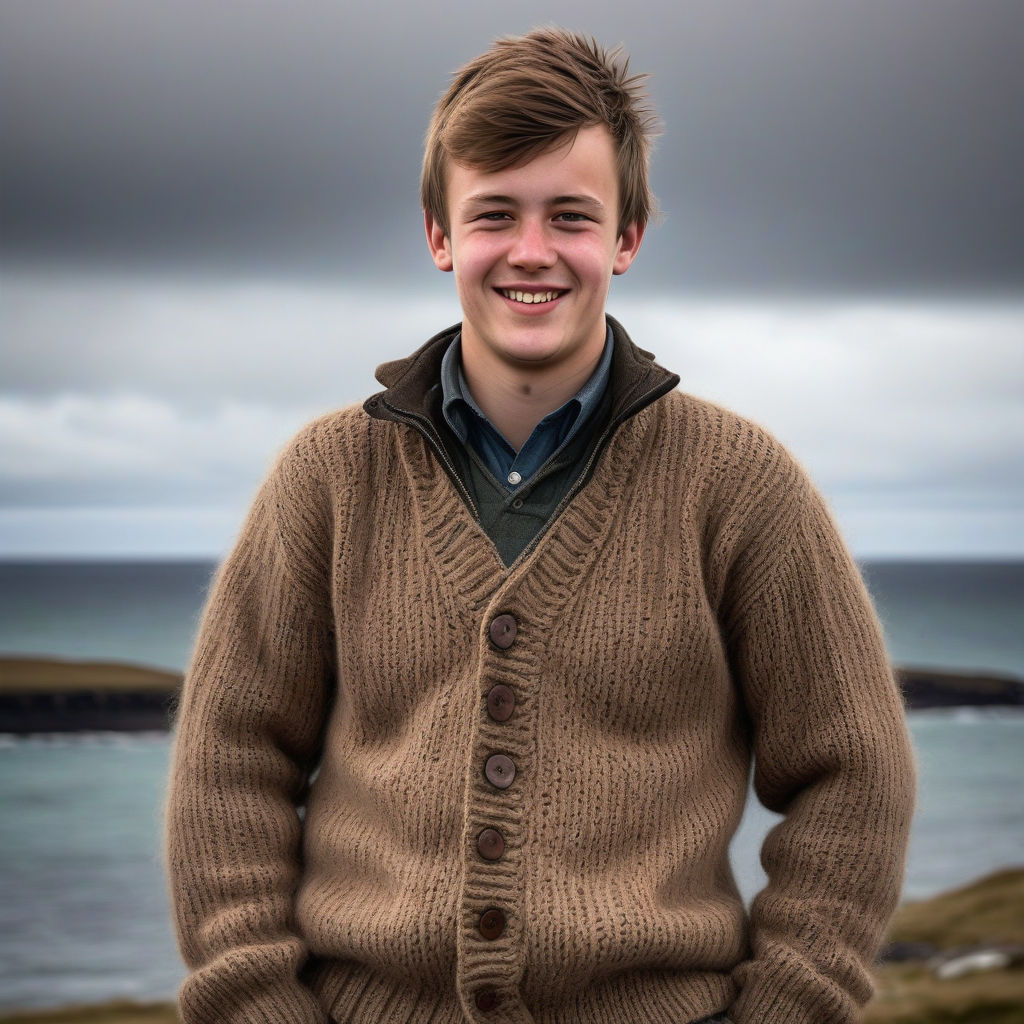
top-left (165, 436), bottom-right (335, 1024)
top-left (723, 471), bottom-right (916, 1024)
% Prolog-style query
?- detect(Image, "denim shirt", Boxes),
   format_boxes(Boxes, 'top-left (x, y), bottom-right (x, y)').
top-left (440, 327), bottom-right (614, 492)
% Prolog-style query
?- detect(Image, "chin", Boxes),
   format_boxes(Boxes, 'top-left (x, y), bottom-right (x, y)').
top-left (499, 337), bottom-right (571, 365)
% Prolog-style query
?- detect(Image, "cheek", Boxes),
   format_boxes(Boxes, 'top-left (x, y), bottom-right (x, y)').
top-left (566, 238), bottom-right (618, 281)
top-left (450, 242), bottom-right (499, 285)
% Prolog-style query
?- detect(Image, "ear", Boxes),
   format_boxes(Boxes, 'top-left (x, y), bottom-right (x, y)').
top-left (425, 210), bottom-right (454, 272)
top-left (612, 220), bottom-right (646, 276)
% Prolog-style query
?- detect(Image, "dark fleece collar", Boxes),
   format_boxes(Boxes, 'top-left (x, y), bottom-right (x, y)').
top-left (364, 314), bottom-right (679, 427)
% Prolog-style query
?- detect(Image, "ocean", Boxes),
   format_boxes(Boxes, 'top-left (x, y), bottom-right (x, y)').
top-left (0, 559), bottom-right (1022, 1010)
top-left (3, 559), bottom-right (1024, 679)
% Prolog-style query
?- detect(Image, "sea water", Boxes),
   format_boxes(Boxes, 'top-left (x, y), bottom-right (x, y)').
top-left (1, 560), bottom-right (1023, 679)
top-left (0, 560), bottom-right (1022, 1009)
top-left (1, 715), bottom-right (1021, 1011)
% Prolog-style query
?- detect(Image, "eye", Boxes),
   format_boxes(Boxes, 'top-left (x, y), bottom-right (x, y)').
top-left (555, 212), bottom-right (590, 223)
top-left (477, 211), bottom-right (511, 222)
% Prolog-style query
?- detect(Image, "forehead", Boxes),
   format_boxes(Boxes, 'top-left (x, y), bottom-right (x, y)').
top-left (446, 125), bottom-right (620, 209)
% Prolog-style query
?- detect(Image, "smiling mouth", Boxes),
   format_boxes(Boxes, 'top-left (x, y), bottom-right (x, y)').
top-left (497, 288), bottom-right (567, 305)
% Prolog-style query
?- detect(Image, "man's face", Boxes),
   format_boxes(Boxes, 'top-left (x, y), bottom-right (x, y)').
top-left (425, 125), bottom-right (644, 379)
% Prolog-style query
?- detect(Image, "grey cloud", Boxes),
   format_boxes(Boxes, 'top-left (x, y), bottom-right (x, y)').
top-left (2, 275), bottom-right (1021, 518)
top-left (2, 0), bottom-right (1022, 293)
top-left (3, 271), bottom-right (462, 407)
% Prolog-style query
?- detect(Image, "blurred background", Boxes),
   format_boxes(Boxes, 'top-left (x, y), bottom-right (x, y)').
top-left (1, 0), bottom-right (1022, 1018)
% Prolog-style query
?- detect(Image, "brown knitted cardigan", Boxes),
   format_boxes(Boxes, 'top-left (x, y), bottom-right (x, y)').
top-left (165, 321), bottom-right (915, 1024)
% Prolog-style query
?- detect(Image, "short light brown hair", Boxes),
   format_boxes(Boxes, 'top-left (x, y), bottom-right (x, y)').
top-left (421, 27), bottom-right (660, 238)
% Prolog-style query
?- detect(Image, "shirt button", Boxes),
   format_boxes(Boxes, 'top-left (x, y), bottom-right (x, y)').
top-left (484, 753), bottom-right (516, 789)
top-left (507, 470), bottom-right (522, 485)
top-left (478, 908), bottom-right (506, 940)
top-left (489, 614), bottom-right (517, 650)
top-left (486, 684), bottom-right (515, 721)
top-left (475, 988), bottom-right (499, 1012)
top-left (477, 827), bottom-right (505, 860)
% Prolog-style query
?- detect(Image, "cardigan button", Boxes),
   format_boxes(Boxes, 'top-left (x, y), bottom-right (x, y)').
top-left (478, 907), bottom-right (506, 940)
top-left (486, 684), bottom-right (515, 721)
top-left (484, 754), bottom-right (515, 789)
top-left (475, 988), bottom-right (499, 1011)
top-left (477, 827), bottom-right (505, 860)
top-left (489, 614), bottom-right (518, 649)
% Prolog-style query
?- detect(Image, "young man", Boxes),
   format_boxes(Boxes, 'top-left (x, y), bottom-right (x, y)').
top-left (166, 28), bottom-right (915, 1024)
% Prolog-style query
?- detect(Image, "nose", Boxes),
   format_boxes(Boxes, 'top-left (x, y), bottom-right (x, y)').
top-left (507, 218), bottom-right (555, 270)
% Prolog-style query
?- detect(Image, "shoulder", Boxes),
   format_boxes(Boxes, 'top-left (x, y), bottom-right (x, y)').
top-left (247, 403), bottom-right (379, 541)
top-left (648, 389), bottom-right (854, 592)
top-left (654, 388), bottom-right (813, 505)
top-left (278, 402), bottom-right (375, 461)
top-left (268, 402), bottom-right (384, 491)
top-left (248, 405), bottom-right (378, 576)
top-left (651, 393), bottom-right (858, 622)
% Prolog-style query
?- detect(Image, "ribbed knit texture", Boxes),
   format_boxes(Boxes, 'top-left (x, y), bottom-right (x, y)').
top-left (165, 387), bottom-right (916, 1024)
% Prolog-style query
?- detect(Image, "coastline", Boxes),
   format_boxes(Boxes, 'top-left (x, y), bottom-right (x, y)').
top-left (1, 656), bottom-right (1021, 734)
top-left (895, 665), bottom-right (1024, 710)
top-left (1, 662), bottom-right (1020, 1019)
top-left (0, 658), bottom-right (181, 693)
top-left (0, 658), bottom-right (181, 733)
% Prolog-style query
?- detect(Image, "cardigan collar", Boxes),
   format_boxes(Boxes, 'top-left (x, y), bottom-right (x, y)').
top-left (364, 314), bottom-right (679, 430)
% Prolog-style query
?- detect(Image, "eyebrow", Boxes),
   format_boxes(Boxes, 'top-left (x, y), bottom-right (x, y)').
top-left (461, 193), bottom-right (606, 211)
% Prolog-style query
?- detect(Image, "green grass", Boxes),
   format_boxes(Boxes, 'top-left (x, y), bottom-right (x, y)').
top-left (867, 964), bottom-right (1024, 1023)
top-left (887, 867), bottom-right (1024, 949)
top-left (868, 868), bottom-right (1024, 1023)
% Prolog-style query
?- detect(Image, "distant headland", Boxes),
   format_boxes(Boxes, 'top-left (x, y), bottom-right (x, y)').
top-left (0, 656), bottom-right (1021, 734)
top-left (0, 658), bottom-right (181, 733)
top-left (895, 665), bottom-right (1024, 710)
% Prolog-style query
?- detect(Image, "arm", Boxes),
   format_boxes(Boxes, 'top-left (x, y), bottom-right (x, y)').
top-left (723, 474), bottom-right (916, 1023)
top-left (165, 437), bottom-right (335, 1023)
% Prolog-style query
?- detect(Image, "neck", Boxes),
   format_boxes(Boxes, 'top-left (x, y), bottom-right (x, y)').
top-left (460, 337), bottom-right (604, 452)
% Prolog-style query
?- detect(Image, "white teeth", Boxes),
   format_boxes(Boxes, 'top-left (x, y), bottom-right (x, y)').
top-left (503, 289), bottom-right (558, 304)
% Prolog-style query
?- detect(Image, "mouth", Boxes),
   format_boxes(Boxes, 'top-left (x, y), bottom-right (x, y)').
top-left (496, 287), bottom-right (568, 306)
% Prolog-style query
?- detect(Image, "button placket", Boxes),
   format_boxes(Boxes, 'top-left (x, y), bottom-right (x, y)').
top-left (464, 610), bottom-right (523, 1016)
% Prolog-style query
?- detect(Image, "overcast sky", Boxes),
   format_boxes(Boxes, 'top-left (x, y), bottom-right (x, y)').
top-left (1, 0), bottom-right (1022, 558)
